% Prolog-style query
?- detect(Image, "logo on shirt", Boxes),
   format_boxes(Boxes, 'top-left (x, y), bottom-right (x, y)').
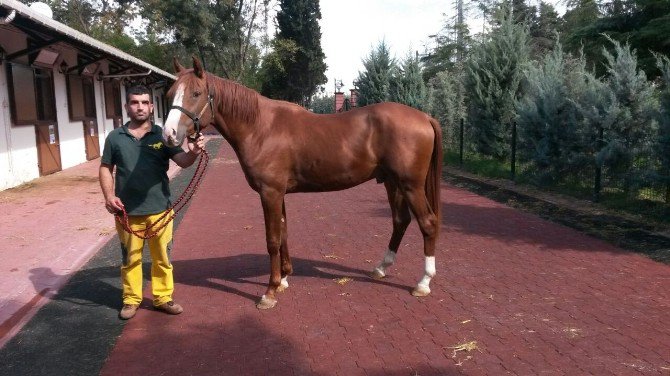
top-left (148, 142), bottom-right (163, 150)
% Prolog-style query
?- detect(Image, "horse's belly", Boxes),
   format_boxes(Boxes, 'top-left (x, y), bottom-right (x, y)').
top-left (289, 166), bottom-right (379, 193)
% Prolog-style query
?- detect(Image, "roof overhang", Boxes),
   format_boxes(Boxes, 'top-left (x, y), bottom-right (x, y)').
top-left (0, 0), bottom-right (175, 87)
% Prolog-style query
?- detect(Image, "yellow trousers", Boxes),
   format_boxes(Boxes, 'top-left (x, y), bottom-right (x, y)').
top-left (115, 210), bottom-right (175, 307)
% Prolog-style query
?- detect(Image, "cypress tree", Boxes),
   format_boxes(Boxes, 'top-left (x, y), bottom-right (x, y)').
top-left (391, 52), bottom-right (427, 110)
top-left (516, 43), bottom-right (581, 184)
top-left (465, 5), bottom-right (530, 159)
top-left (654, 54), bottom-right (670, 201)
top-left (260, 0), bottom-right (327, 106)
top-left (600, 36), bottom-right (658, 193)
top-left (355, 41), bottom-right (395, 106)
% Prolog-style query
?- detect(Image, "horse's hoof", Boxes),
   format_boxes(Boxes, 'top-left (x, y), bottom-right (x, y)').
top-left (256, 295), bottom-right (277, 310)
top-left (411, 285), bottom-right (431, 297)
top-left (370, 268), bottom-right (386, 279)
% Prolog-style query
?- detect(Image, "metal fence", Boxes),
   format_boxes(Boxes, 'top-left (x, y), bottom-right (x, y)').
top-left (445, 119), bottom-right (670, 211)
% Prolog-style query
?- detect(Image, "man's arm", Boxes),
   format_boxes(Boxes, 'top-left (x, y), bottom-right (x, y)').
top-left (172, 135), bottom-right (205, 168)
top-left (99, 163), bottom-right (124, 213)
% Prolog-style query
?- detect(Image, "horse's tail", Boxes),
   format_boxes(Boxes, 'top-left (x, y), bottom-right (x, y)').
top-left (426, 117), bottom-right (443, 224)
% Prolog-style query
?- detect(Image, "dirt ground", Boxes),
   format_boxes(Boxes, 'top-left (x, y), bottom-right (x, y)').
top-left (445, 167), bottom-right (670, 264)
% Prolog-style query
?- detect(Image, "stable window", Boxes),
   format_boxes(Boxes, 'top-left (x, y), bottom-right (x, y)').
top-left (6, 63), bottom-right (56, 125)
top-left (103, 80), bottom-right (122, 119)
top-left (66, 74), bottom-right (96, 120)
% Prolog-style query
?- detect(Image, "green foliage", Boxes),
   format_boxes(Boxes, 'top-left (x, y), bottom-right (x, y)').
top-left (599, 36), bottom-right (658, 190)
top-left (422, 0), bottom-right (472, 82)
top-left (427, 67), bottom-right (467, 146)
top-left (516, 44), bottom-right (582, 184)
top-left (310, 94), bottom-right (335, 114)
top-left (561, 0), bottom-right (670, 79)
top-left (390, 52), bottom-right (427, 110)
top-left (654, 54), bottom-right (670, 192)
top-left (465, 6), bottom-right (530, 160)
top-left (140, 0), bottom-right (268, 82)
top-left (355, 41), bottom-right (395, 106)
top-left (260, 0), bottom-right (327, 106)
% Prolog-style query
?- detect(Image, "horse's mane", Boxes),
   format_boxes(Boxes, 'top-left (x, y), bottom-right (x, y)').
top-left (209, 73), bottom-right (260, 125)
top-left (168, 69), bottom-right (259, 126)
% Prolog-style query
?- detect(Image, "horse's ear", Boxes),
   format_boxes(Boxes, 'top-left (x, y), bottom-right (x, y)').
top-left (173, 57), bottom-right (185, 73)
top-left (192, 56), bottom-right (205, 78)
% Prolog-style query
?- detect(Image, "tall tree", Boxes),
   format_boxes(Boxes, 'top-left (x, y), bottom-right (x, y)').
top-left (600, 36), bottom-right (658, 193)
top-left (140, 0), bottom-right (268, 84)
top-left (465, 5), bottom-right (531, 159)
top-left (422, 0), bottom-right (472, 82)
top-left (354, 41), bottom-right (395, 106)
top-left (655, 54), bottom-right (670, 201)
top-left (260, 0), bottom-right (327, 106)
top-left (562, 0), bottom-right (670, 79)
top-left (529, 1), bottom-right (561, 57)
top-left (516, 43), bottom-right (582, 184)
top-left (391, 52), bottom-right (427, 110)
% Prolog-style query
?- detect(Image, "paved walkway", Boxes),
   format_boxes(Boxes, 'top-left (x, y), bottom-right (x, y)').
top-left (1, 136), bottom-right (669, 375)
top-left (0, 143), bottom-right (185, 348)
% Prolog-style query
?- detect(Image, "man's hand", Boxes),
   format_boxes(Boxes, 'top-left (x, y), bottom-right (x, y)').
top-left (105, 196), bottom-right (125, 214)
top-left (187, 135), bottom-right (205, 155)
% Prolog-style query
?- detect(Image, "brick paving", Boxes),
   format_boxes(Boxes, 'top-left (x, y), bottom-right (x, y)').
top-left (99, 141), bottom-right (670, 375)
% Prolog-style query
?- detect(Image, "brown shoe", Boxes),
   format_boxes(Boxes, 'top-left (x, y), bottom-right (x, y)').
top-left (155, 301), bottom-right (183, 315)
top-left (119, 304), bottom-right (139, 320)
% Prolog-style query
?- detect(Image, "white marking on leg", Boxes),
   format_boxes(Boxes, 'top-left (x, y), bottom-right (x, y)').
top-left (373, 249), bottom-right (396, 278)
top-left (280, 276), bottom-right (289, 289)
top-left (416, 256), bottom-right (436, 294)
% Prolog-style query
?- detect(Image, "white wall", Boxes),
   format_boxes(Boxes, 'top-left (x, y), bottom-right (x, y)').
top-left (0, 63), bottom-right (40, 191)
top-left (54, 71), bottom-right (88, 169)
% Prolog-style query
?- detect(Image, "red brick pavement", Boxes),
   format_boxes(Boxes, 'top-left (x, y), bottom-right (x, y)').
top-left (101, 142), bottom-right (670, 375)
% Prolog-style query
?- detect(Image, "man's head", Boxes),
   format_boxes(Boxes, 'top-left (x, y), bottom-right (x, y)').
top-left (125, 85), bottom-right (153, 124)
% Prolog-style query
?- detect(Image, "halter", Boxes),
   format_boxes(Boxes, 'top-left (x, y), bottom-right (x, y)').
top-left (170, 87), bottom-right (215, 141)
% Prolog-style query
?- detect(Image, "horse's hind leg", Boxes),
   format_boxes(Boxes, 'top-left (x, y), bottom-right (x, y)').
top-left (277, 200), bottom-right (292, 293)
top-left (372, 181), bottom-right (411, 279)
top-left (402, 183), bottom-right (439, 297)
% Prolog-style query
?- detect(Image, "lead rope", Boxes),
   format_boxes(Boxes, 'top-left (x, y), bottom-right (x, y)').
top-left (115, 148), bottom-right (210, 239)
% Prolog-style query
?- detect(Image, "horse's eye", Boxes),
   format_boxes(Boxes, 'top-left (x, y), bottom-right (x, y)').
top-left (193, 91), bottom-right (201, 98)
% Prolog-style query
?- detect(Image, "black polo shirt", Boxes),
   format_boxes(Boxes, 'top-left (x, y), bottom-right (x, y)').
top-left (101, 123), bottom-right (184, 215)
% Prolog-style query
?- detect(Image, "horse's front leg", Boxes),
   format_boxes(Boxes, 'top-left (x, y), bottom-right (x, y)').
top-left (277, 200), bottom-right (292, 293)
top-left (257, 188), bottom-right (285, 310)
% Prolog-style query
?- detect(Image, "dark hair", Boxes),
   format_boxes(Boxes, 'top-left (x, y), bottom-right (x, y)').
top-left (125, 85), bottom-right (151, 103)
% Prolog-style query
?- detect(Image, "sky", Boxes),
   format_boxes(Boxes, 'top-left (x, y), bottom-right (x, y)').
top-left (316, 0), bottom-right (564, 95)
top-left (318, 0), bottom-right (449, 94)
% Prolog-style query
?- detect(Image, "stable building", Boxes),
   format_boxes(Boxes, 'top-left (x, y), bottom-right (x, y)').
top-left (0, 0), bottom-right (175, 190)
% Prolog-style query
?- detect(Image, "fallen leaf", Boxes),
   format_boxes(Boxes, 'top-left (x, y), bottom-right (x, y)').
top-left (334, 277), bottom-right (352, 285)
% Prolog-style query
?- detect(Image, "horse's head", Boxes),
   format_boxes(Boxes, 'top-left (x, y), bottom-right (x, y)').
top-left (163, 56), bottom-right (215, 147)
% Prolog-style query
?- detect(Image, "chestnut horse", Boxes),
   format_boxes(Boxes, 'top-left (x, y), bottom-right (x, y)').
top-left (164, 57), bottom-right (442, 309)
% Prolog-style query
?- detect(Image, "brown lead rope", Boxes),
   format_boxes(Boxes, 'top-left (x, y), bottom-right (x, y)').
top-left (115, 149), bottom-right (210, 239)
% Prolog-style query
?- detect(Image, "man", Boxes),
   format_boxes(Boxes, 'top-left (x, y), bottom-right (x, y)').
top-left (99, 85), bottom-right (205, 320)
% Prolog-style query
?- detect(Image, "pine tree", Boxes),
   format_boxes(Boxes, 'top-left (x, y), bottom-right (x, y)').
top-left (260, 0), bottom-right (327, 106)
top-left (600, 36), bottom-right (659, 193)
top-left (516, 43), bottom-right (582, 184)
top-left (355, 41), bottom-right (395, 106)
top-left (422, 0), bottom-right (472, 82)
top-left (655, 53), bottom-right (670, 201)
top-left (465, 5), bottom-right (531, 159)
top-left (529, 2), bottom-right (561, 57)
top-left (390, 52), bottom-right (427, 110)
top-left (427, 68), bottom-right (467, 147)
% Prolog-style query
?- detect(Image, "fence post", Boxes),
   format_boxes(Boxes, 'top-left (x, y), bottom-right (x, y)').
top-left (510, 121), bottom-right (516, 180)
top-left (593, 126), bottom-right (604, 202)
top-left (459, 118), bottom-right (464, 167)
